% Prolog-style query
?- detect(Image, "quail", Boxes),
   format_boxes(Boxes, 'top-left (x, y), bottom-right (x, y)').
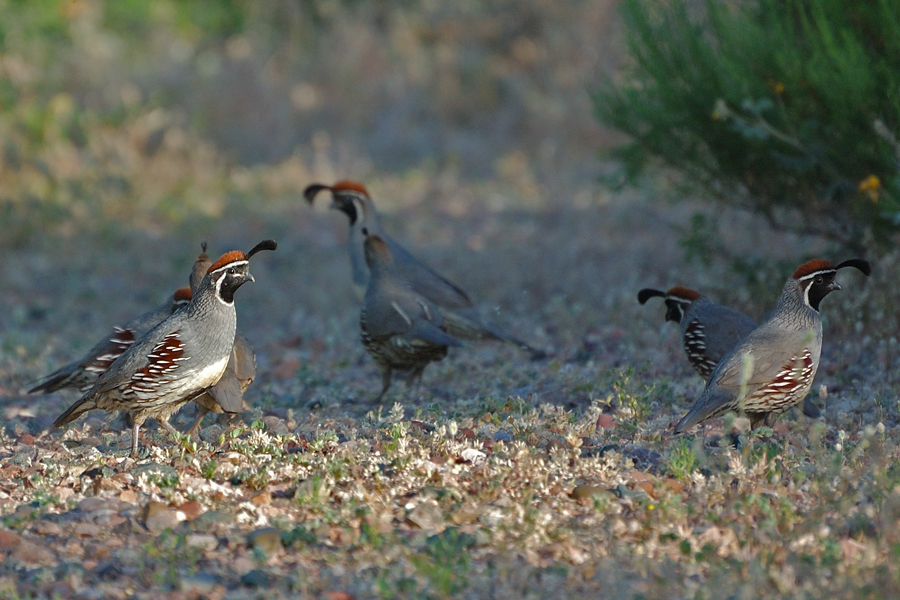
top-left (29, 288), bottom-right (193, 394)
top-left (638, 286), bottom-right (821, 418)
top-left (53, 246), bottom-right (265, 457)
top-left (360, 231), bottom-right (462, 401)
top-left (304, 180), bottom-right (544, 357)
top-left (185, 242), bottom-right (261, 435)
top-left (673, 258), bottom-right (871, 434)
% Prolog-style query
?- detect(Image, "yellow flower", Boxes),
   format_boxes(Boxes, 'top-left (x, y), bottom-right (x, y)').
top-left (859, 175), bottom-right (881, 202)
top-left (774, 82), bottom-right (785, 95)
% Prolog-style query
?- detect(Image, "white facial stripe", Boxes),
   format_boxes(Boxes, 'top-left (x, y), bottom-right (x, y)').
top-left (210, 259), bottom-right (249, 274)
top-left (214, 270), bottom-right (234, 306)
top-left (797, 269), bottom-right (835, 282)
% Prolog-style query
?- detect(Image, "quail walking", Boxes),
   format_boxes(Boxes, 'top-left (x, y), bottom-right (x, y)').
top-left (53, 247), bottom-right (264, 457)
top-left (674, 258), bottom-right (870, 434)
top-left (360, 231), bottom-right (462, 401)
top-left (305, 180), bottom-right (544, 357)
top-left (638, 286), bottom-right (820, 418)
top-left (30, 288), bottom-right (193, 394)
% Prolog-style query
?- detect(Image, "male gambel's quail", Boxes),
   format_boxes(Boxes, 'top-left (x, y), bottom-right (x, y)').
top-left (184, 242), bottom-right (261, 435)
top-left (638, 286), bottom-right (821, 419)
top-left (29, 288), bottom-right (193, 394)
top-left (360, 231), bottom-right (462, 401)
top-left (304, 180), bottom-right (544, 358)
top-left (53, 248), bottom-right (260, 457)
top-left (674, 258), bottom-right (871, 434)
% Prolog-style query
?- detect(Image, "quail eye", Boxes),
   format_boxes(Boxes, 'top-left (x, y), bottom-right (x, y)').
top-left (815, 276), bottom-right (823, 284)
top-left (228, 267), bottom-right (237, 275)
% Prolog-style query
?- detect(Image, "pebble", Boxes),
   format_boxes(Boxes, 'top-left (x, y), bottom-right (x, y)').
top-left (250, 491), bottom-right (272, 506)
top-left (191, 510), bottom-right (235, 529)
top-left (11, 540), bottom-right (53, 567)
top-left (185, 533), bottom-right (219, 552)
top-left (32, 521), bottom-right (62, 536)
top-left (78, 497), bottom-right (108, 513)
top-left (493, 429), bottom-right (512, 442)
top-left (119, 490), bottom-right (137, 503)
top-left (0, 530), bottom-right (22, 549)
top-left (199, 424), bottom-right (226, 444)
top-left (131, 462), bottom-right (178, 480)
top-left (248, 527), bottom-right (282, 556)
top-left (241, 569), bottom-right (273, 588)
top-left (407, 501), bottom-right (445, 531)
top-left (178, 499), bottom-right (204, 521)
top-left (570, 485), bottom-right (605, 500)
top-left (143, 501), bottom-right (181, 533)
top-left (74, 523), bottom-right (102, 538)
top-left (181, 573), bottom-right (219, 593)
top-left (262, 416), bottom-right (290, 435)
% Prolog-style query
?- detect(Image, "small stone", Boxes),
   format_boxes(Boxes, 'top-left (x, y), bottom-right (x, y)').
top-left (74, 523), bottom-right (102, 537)
top-left (596, 413), bottom-right (617, 430)
top-left (248, 527), bottom-right (282, 556)
top-left (143, 501), bottom-right (181, 533)
top-left (0, 530), bottom-right (22, 549)
top-left (19, 433), bottom-right (35, 446)
top-left (493, 429), bottom-right (512, 442)
top-left (261, 416), bottom-right (289, 435)
top-left (185, 533), bottom-right (219, 552)
top-left (326, 592), bottom-right (354, 600)
top-left (11, 540), bottom-right (53, 566)
top-left (191, 510), bottom-right (235, 529)
top-left (78, 497), bottom-right (108, 513)
top-left (250, 491), bottom-right (272, 506)
top-left (119, 490), bottom-right (137, 504)
top-left (241, 569), bottom-right (272, 588)
top-left (407, 501), bottom-right (445, 531)
top-left (32, 521), bottom-right (62, 536)
top-left (570, 485), bottom-right (604, 500)
top-left (199, 424), bottom-right (225, 444)
top-left (181, 573), bottom-right (219, 593)
top-left (178, 500), bottom-right (204, 521)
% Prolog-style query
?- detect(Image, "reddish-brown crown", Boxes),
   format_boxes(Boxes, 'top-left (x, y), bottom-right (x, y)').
top-left (173, 287), bottom-right (193, 302)
top-left (207, 250), bottom-right (247, 273)
top-left (792, 259), bottom-right (835, 279)
top-left (332, 180), bottom-right (370, 196)
top-left (666, 286), bottom-right (702, 301)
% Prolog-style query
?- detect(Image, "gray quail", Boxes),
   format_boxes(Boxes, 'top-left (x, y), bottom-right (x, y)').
top-left (638, 285), bottom-right (821, 418)
top-left (30, 288), bottom-right (192, 394)
top-left (305, 180), bottom-right (544, 358)
top-left (53, 247), bottom-right (263, 457)
top-left (674, 258), bottom-right (871, 434)
top-left (360, 231), bottom-right (462, 401)
top-left (185, 242), bottom-right (262, 435)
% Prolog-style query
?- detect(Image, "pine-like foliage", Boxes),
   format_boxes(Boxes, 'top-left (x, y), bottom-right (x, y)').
top-left (593, 0), bottom-right (900, 251)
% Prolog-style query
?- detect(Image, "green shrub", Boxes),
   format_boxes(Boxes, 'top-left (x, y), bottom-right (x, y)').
top-left (593, 0), bottom-right (900, 252)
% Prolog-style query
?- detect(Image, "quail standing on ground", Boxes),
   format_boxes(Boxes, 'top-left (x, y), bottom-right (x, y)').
top-left (53, 246), bottom-right (264, 457)
top-left (638, 286), bottom-right (821, 418)
top-left (304, 180), bottom-right (544, 357)
top-left (29, 288), bottom-right (193, 394)
top-left (360, 231), bottom-right (462, 401)
top-left (185, 242), bottom-right (264, 435)
top-left (673, 258), bottom-right (870, 434)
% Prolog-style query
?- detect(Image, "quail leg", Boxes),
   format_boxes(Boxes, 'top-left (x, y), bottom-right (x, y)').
top-left (374, 368), bottom-right (393, 402)
top-left (186, 406), bottom-right (211, 437)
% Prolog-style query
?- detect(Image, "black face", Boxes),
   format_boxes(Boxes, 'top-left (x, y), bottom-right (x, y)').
top-left (804, 271), bottom-right (838, 311)
top-left (218, 263), bottom-right (253, 304)
top-left (664, 299), bottom-right (686, 323)
top-left (332, 195), bottom-right (359, 225)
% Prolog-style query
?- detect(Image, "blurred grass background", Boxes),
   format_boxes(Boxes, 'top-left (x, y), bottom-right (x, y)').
top-left (0, 0), bottom-right (621, 244)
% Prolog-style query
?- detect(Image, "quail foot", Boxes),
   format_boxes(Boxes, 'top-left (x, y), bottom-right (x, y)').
top-left (305, 180), bottom-right (544, 358)
top-left (53, 246), bottom-right (264, 457)
top-left (360, 231), bottom-right (462, 401)
top-left (638, 286), bottom-right (821, 418)
top-left (29, 287), bottom-right (193, 394)
top-left (674, 258), bottom-right (870, 434)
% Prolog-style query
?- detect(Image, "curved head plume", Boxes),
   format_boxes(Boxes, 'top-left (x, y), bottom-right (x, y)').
top-left (637, 288), bottom-right (665, 305)
top-left (246, 239), bottom-right (277, 259)
top-left (836, 258), bottom-right (871, 276)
